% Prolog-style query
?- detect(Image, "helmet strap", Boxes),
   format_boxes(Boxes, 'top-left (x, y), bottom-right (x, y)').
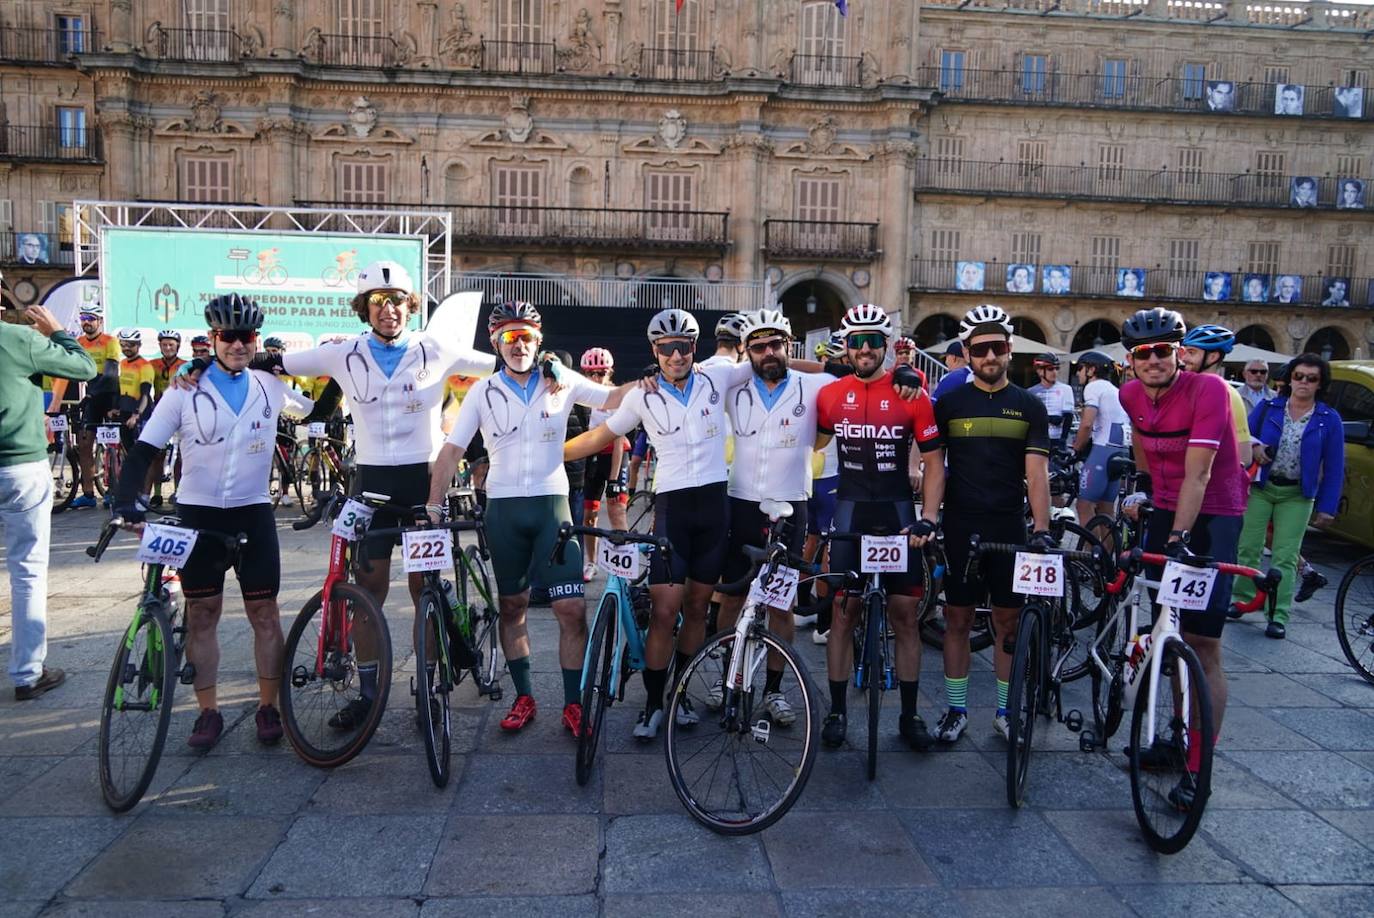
top-left (371, 327), bottom-right (404, 344)
top-left (211, 354), bottom-right (245, 377)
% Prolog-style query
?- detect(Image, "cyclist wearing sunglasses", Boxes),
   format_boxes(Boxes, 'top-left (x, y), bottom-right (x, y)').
top-left (1118, 307), bottom-right (1249, 807)
top-left (814, 303), bottom-right (944, 751)
top-left (1028, 353), bottom-right (1075, 449)
top-left (428, 302), bottom-right (634, 736)
top-left (577, 347), bottom-right (630, 580)
top-left (50, 304), bottom-right (120, 509)
top-left (113, 294), bottom-right (317, 750)
top-left (932, 303), bottom-right (1052, 745)
top-left (563, 307), bottom-right (758, 739)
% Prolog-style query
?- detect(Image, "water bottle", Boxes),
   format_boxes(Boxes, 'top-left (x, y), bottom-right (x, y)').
top-left (161, 573), bottom-right (182, 609)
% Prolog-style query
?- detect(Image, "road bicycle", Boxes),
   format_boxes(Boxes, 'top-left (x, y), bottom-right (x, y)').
top-left (1334, 553), bottom-right (1374, 683)
top-left (1083, 544), bottom-right (1277, 853)
top-left (294, 420), bottom-right (355, 512)
top-left (360, 494), bottom-right (499, 787)
top-left (267, 421), bottom-right (304, 508)
top-left (664, 500), bottom-right (821, 833)
top-left (280, 491), bottom-right (393, 768)
top-left (549, 522), bottom-right (664, 786)
top-left (87, 517), bottom-right (244, 812)
top-left (46, 405), bottom-right (81, 513)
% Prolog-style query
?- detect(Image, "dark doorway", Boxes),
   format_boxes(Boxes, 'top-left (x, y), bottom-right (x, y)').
top-left (779, 280), bottom-right (847, 339)
top-left (1071, 319), bottom-right (1120, 352)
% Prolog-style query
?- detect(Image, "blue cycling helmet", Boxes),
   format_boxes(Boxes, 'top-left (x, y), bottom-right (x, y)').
top-left (1180, 323), bottom-right (1235, 354)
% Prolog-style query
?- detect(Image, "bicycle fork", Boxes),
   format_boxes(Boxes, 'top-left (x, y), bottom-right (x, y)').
top-left (720, 607), bottom-right (772, 745)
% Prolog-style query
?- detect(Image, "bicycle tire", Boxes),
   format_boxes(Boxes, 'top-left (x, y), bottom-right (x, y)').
top-left (51, 448), bottom-right (80, 513)
top-left (865, 591), bottom-right (883, 782)
top-left (576, 592), bottom-right (617, 786)
top-left (1128, 638), bottom-right (1213, 854)
top-left (1083, 513), bottom-right (1118, 559)
top-left (414, 587), bottom-right (453, 787)
top-left (280, 582), bottom-right (392, 768)
top-left (664, 629), bottom-right (819, 835)
top-left (98, 600), bottom-right (176, 812)
top-left (1061, 520), bottom-right (1109, 630)
top-left (1091, 605), bottom-right (1126, 741)
top-left (459, 544), bottom-right (502, 696)
top-left (268, 452), bottom-right (286, 509)
top-left (1334, 555), bottom-right (1374, 684)
top-left (627, 492), bottom-right (655, 534)
top-left (1005, 603), bottom-right (1044, 808)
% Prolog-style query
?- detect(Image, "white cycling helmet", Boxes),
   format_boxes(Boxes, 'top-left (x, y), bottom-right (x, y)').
top-left (739, 307), bottom-right (792, 342)
top-left (839, 303), bottom-right (894, 340)
top-left (78, 300), bottom-right (104, 318)
top-left (714, 312), bottom-right (748, 342)
top-left (356, 260), bottom-right (415, 296)
top-left (117, 327), bottom-right (142, 343)
top-left (647, 308), bottom-right (700, 343)
top-left (959, 303), bottom-right (1015, 341)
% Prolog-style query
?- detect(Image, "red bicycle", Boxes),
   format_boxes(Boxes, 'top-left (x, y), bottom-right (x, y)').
top-left (279, 491), bottom-right (393, 768)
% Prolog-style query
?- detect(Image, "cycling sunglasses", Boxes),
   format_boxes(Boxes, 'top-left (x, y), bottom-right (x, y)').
top-left (845, 333), bottom-right (886, 351)
top-left (746, 337), bottom-right (787, 355)
top-left (967, 340), bottom-right (1012, 358)
top-left (367, 291), bottom-right (409, 309)
top-left (214, 329), bottom-right (257, 345)
top-left (655, 340), bottom-right (694, 358)
top-left (1128, 342), bottom-right (1177, 361)
top-left (497, 329), bottom-right (541, 346)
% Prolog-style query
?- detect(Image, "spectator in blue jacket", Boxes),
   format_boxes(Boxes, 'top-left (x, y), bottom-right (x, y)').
top-left (1232, 353), bottom-right (1344, 638)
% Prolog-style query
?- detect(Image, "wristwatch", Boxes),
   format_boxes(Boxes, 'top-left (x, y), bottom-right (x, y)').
top-left (1168, 528), bottom-right (1191, 545)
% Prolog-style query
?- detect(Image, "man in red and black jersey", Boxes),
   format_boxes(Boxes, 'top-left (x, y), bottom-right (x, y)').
top-left (814, 303), bottom-right (944, 752)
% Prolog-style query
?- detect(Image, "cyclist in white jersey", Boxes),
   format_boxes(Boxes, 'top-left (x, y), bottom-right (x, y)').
top-left (700, 313), bottom-right (746, 368)
top-left (564, 308), bottom-right (756, 738)
top-left (114, 294), bottom-right (315, 751)
top-left (427, 302), bottom-right (634, 737)
top-left (578, 347), bottom-right (630, 580)
top-left (1028, 353), bottom-right (1076, 448)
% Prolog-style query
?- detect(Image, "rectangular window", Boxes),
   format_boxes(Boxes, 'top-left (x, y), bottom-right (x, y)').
top-left (1168, 238), bottom-right (1199, 275)
top-left (1255, 151), bottom-right (1286, 190)
top-left (797, 1), bottom-right (848, 85)
top-left (56, 107), bottom-right (86, 150)
top-left (337, 0), bottom-right (386, 65)
top-left (940, 50), bottom-right (966, 93)
top-left (1096, 144), bottom-right (1126, 187)
top-left (1327, 244), bottom-right (1356, 278)
top-left (1102, 58), bottom-right (1128, 99)
top-left (182, 0), bottom-right (233, 60)
top-left (930, 228), bottom-right (961, 263)
top-left (1011, 232), bottom-right (1041, 265)
top-left (651, 0), bottom-right (700, 51)
top-left (181, 156), bottom-right (233, 203)
top-left (1181, 62), bottom-right (1207, 101)
top-left (1246, 241), bottom-right (1281, 276)
top-left (338, 160), bottom-right (387, 204)
top-left (933, 136), bottom-right (965, 176)
top-left (1021, 54), bottom-right (1049, 96)
top-left (491, 164), bottom-right (541, 233)
top-left (1345, 70), bottom-right (1369, 89)
top-left (1263, 65), bottom-right (1290, 86)
top-left (795, 177), bottom-right (842, 223)
top-left (1016, 139), bottom-right (1046, 178)
top-left (645, 170), bottom-right (695, 240)
top-left (1336, 154), bottom-right (1363, 177)
top-left (54, 15), bottom-right (86, 54)
top-left (1177, 147), bottom-right (1205, 185)
top-left (1090, 236), bottom-right (1120, 270)
top-left (0, 200), bottom-right (12, 232)
top-left (38, 201), bottom-right (56, 235)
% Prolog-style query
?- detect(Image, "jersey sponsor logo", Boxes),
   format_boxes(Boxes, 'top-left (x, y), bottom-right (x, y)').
top-left (845, 391), bottom-right (856, 404)
top-left (880, 399), bottom-right (890, 410)
top-left (921, 424), bottom-right (939, 439)
top-left (834, 420), bottom-right (906, 440)
top-left (1001, 408), bottom-right (1023, 418)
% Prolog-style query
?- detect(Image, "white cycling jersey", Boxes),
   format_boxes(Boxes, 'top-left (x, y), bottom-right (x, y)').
top-left (1083, 378), bottom-right (1130, 448)
top-left (447, 368), bottom-right (610, 499)
top-left (139, 369), bottom-right (311, 508)
top-left (698, 353), bottom-right (741, 370)
top-left (725, 370), bottom-right (835, 502)
top-left (283, 331), bottom-right (494, 466)
top-left (606, 362), bottom-right (752, 493)
top-left (1030, 381), bottom-right (1076, 441)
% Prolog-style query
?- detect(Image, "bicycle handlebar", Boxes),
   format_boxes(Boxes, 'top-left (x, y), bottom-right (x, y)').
top-left (86, 517), bottom-right (246, 563)
top-left (292, 491), bottom-right (340, 531)
top-left (550, 522), bottom-right (669, 567)
top-left (715, 542), bottom-right (821, 596)
top-left (1128, 550), bottom-right (1278, 615)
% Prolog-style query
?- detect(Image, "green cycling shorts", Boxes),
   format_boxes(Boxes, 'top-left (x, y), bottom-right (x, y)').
top-left (485, 495), bottom-right (584, 600)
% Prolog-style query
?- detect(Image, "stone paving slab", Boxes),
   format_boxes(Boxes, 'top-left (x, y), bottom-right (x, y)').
top-left (0, 817), bottom-right (127, 900)
top-left (425, 814), bottom-right (600, 897)
top-left (246, 814), bottom-right (445, 899)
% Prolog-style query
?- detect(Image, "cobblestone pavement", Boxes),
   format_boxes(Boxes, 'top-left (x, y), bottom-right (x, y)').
top-left (1, 509), bottom-right (1371, 917)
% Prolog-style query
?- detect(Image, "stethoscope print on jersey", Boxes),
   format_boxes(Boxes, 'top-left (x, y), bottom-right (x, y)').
top-left (731, 381), bottom-right (806, 437)
top-left (191, 377), bottom-right (271, 446)
top-left (644, 373), bottom-right (720, 436)
top-left (482, 382), bottom-right (528, 440)
top-left (344, 338), bottom-right (431, 404)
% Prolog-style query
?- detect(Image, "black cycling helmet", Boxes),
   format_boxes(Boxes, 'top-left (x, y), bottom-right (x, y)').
top-left (488, 300), bottom-right (542, 333)
top-left (1120, 307), bottom-right (1185, 347)
top-left (1033, 352), bottom-right (1061, 368)
top-left (204, 293), bottom-right (264, 331)
top-left (1077, 350), bottom-right (1114, 368)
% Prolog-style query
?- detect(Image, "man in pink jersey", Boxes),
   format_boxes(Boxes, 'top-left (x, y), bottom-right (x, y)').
top-left (1118, 307), bottom-right (1249, 811)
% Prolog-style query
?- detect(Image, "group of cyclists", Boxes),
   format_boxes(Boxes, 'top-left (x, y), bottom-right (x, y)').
top-left (47, 256), bottom-right (1342, 815)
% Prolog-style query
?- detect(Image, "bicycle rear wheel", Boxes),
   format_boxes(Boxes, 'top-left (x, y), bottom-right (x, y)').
top-left (864, 593), bottom-right (883, 782)
top-left (1090, 610), bottom-right (1126, 743)
top-left (1128, 638), bottom-right (1213, 854)
top-left (281, 582), bottom-right (392, 768)
top-left (459, 544), bottom-right (502, 698)
top-left (665, 629), bottom-right (819, 834)
top-left (1334, 555), bottom-right (1374, 684)
top-left (50, 447), bottom-right (79, 513)
top-left (1005, 603), bottom-right (1044, 808)
top-left (99, 601), bottom-right (177, 812)
top-left (627, 492), bottom-right (655, 534)
top-left (414, 588), bottom-right (453, 787)
top-left (576, 593), bottom-right (618, 786)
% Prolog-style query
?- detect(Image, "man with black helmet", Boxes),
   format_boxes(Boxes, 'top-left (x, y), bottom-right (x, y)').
top-left (114, 293), bottom-right (316, 750)
top-left (1071, 351), bottom-right (1130, 524)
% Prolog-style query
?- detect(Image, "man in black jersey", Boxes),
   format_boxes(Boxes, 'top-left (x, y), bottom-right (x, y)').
top-left (932, 305), bottom-right (1052, 744)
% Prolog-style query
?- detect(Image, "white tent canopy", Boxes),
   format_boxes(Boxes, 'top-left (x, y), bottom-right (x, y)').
top-left (1069, 341), bottom-right (1294, 365)
top-left (925, 335), bottom-right (1069, 358)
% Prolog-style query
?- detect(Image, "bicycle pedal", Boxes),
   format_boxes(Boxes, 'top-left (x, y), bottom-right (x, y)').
top-left (487, 686), bottom-right (503, 702)
top-left (751, 720), bottom-right (771, 744)
top-left (1079, 730), bottom-right (1097, 752)
top-left (178, 663), bottom-right (196, 685)
top-left (1064, 709), bottom-right (1083, 733)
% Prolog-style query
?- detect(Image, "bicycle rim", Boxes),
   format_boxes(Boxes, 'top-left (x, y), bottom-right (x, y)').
top-left (1335, 556), bottom-right (1374, 684)
top-left (1129, 639), bottom-right (1213, 853)
top-left (414, 590), bottom-right (452, 787)
top-left (99, 601), bottom-right (176, 812)
top-left (865, 593), bottom-right (883, 782)
top-left (1091, 609), bottom-right (1126, 740)
top-left (576, 594), bottom-right (617, 786)
top-left (665, 631), bottom-right (819, 835)
top-left (627, 493), bottom-right (655, 534)
top-left (460, 545), bottom-right (502, 695)
top-left (1006, 605), bottom-right (1043, 808)
top-left (280, 583), bottom-right (392, 768)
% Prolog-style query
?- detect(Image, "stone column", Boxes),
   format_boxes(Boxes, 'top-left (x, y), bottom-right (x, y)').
top-left (271, 1), bottom-right (296, 58)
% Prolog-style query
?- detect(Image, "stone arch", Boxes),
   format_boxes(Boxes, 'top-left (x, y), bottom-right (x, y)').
top-left (1304, 326), bottom-right (1351, 360)
top-left (566, 162), bottom-right (596, 209)
top-left (913, 313), bottom-right (959, 349)
top-left (1236, 324), bottom-right (1277, 351)
top-left (1012, 316), bottom-right (1046, 343)
top-left (1071, 319), bottom-right (1120, 353)
top-left (775, 268), bottom-right (862, 337)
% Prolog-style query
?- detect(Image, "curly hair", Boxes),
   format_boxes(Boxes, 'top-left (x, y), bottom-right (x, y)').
top-left (351, 290), bottom-right (421, 324)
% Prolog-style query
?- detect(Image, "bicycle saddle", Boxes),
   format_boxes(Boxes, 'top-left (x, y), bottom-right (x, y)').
top-left (760, 498), bottom-right (794, 522)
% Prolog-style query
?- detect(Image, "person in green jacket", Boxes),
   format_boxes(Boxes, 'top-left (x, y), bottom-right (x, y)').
top-left (1, 303), bottom-right (97, 700)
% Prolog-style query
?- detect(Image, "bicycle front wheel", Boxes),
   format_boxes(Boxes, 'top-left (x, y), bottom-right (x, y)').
top-left (281, 582), bottom-right (392, 768)
top-left (576, 592), bottom-right (618, 786)
top-left (459, 544), bottom-right (502, 698)
top-left (1128, 638), bottom-right (1213, 854)
top-left (864, 592), bottom-right (884, 782)
top-left (1006, 603), bottom-right (1045, 808)
top-left (414, 588), bottom-right (453, 787)
top-left (99, 601), bottom-right (177, 812)
top-left (665, 629), bottom-right (819, 835)
top-left (1334, 555), bottom-right (1374, 684)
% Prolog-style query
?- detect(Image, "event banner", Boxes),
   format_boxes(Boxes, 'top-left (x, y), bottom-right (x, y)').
top-left (100, 227), bottom-right (426, 349)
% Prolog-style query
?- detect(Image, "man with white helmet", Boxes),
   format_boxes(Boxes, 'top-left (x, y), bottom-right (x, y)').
top-left (814, 303), bottom-right (945, 752)
top-left (578, 347), bottom-right (630, 578)
top-left (702, 312), bottom-right (747, 367)
top-left (53, 302), bottom-right (120, 508)
top-left (564, 308), bottom-right (758, 739)
top-left (114, 328), bottom-right (155, 461)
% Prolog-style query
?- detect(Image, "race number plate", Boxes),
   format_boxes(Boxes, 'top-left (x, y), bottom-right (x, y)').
top-left (330, 499), bottom-right (376, 541)
top-left (748, 565), bottom-right (800, 609)
top-left (96, 425), bottom-right (121, 445)
top-left (597, 541), bottom-right (642, 580)
top-left (307, 422), bottom-right (327, 437)
top-left (47, 415), bottom-right (68, 433)
top-left (402, 529), bottom-right (452, 574)
top-left (1013, 552), bottom-right (1065, 597)
top-left (1159, 561), bottom-right (1219, 612)
top-left (860, 535), bottom-right (908, 574)
top-left (136, 524), bottom-right (199, 570)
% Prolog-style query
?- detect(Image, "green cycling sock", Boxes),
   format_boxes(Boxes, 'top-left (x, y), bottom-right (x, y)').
top-left (996, 678), bottom-right (1009, 714)
top-left (945, 675), bottom-right (969, 711)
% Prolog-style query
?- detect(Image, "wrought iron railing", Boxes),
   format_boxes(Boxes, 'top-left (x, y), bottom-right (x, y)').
top-left (480, 39), bottom-right (556, 74)
top-left (308, 33), bottom-right (400, 68)
top-left (147, 27), bottom-right (242, 62)
top-left (0, 124), bottom-right (101, 161)
top-left (637, 46), bottom-right (717, 81)
top-left (0, 25), bottom-right (98, 62)
top-left (789, 54), bottom-right (863, 88)
top-left (763, 220), bottom-right (879, 260)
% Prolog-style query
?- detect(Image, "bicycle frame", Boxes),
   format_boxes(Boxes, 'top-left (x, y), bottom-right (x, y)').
top-left (582, 560), bottom-right (651, 701)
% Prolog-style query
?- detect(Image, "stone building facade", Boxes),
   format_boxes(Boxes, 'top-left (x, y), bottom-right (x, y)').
top-left (0, 0), bottom-right (1370, 357)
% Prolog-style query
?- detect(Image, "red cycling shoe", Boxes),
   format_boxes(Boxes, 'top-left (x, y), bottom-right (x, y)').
top-left (500, 694), bottom-right (537, 732)
top-left (562, 702), bottom-right (583, 738)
